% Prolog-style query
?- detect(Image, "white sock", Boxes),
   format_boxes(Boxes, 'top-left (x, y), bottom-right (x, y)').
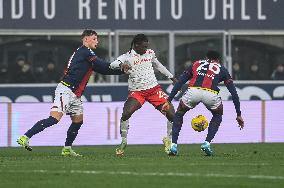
top-left (167, 121), bottom-right (173, 139)
top-left (120, 119), bottom-right (129, 140)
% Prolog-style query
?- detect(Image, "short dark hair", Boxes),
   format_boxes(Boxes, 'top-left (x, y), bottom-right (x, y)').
top-left (81, 29), bottom-right (97, 39)
top-left (129, 34), bottom-right (148, 51)
top-left (206, 50), bottom-right (221, 60)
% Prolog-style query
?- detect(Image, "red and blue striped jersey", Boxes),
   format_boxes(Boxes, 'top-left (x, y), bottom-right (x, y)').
top-left (61, 45), bottom-right (123, 97)
top-left (169, 59), bottom-right (241, 116)
top-left (186, 59), bottom-right (232, 92)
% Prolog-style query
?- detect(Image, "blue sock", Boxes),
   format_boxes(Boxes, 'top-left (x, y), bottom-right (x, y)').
top-left (65, 122), bottom-right (83, 146)
top-left (172, 112), bottom-right (184, 144)
top-left (25, 116), bottom-right (58, 138)
top-left (205, 114), bottom-right (222, 142)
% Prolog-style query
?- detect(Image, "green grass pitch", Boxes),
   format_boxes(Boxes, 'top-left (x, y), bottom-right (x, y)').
top-left (0, 143), bottom-right (283, 188)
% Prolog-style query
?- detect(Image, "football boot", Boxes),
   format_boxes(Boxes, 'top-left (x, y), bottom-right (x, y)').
top-left (17, 135), bottom-right (32, 151)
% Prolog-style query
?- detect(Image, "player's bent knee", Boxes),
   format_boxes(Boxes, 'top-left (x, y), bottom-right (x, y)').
top-left (71, 121), bottom-right (83, 126)
top-left (121, 113), bottom-right (131, 121)
top-left (50, 111), bottom-right (63, 121)
top-left (70, 114), bottom-right (83, 123)
top-left (177, 101), bottom-right (190, 113)
top-left (211, 104), bottom-right (223, 116)
top-left (121, 109), bottom-right (134, 120)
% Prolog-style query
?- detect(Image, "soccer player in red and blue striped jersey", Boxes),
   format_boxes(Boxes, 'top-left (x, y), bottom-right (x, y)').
top-left (167, 51), bottom-right (244, 156)
top-left (17, 29), bottom-right (130, 156)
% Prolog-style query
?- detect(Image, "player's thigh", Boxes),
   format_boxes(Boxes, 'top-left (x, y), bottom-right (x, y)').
top-left (68, 96), bottom-right (83, 117)
top-left (51, 84), bottom-right (73, 114)
top-left (122, 97), bottom-right (142, 115)
top-left (176, 99), bottom-right (191, 115)
top-left (181, 88), bottom-right (201, 109)
top-left (128, 91), bottom-right (146, 107)
top-left (210, 103), bottom-right (223, 115)
top-left (146, 87), bottom-right (168, 108)
top-left (202, 91), bottom-right (222, 110)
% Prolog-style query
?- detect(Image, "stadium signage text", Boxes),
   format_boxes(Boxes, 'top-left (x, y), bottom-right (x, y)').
top-left (0, 0), bottom-right (282, 30)
top-left (0, 0), bottom-right (270, 21)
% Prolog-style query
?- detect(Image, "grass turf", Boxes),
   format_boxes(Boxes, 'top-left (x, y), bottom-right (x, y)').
top-left (0, 143), bottom-right (283, 188)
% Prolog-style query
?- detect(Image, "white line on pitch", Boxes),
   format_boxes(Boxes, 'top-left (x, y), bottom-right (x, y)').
top-left (0, 170), bottom-right (283, 180)
top-left (3, 162), bottom-right (281, 167)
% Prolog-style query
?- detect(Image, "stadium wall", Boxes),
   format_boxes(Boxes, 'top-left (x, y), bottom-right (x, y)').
top-left (0, 100), bottom-right (283, 147)
top-left (1, 82), bottom-right (284, 103)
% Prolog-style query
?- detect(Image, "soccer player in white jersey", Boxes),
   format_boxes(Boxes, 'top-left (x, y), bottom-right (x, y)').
top-left (110, 34), bottom-right (177, 156)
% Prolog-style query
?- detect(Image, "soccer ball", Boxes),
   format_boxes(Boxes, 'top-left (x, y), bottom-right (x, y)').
top-left (191, 115), bottom-right (209, 132)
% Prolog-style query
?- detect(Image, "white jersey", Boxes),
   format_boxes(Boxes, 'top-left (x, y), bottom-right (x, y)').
top-left (110, 49), bottom-right (173, 91)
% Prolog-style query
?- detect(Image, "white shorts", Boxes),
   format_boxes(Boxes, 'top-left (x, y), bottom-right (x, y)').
top-left (51, 83), bottom-right (83, 116)
top-left (181, 87), bottom-right (222, 110)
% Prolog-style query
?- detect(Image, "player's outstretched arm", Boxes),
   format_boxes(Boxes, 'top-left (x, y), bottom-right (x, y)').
top-left (109, 55), bottom-right (131, 73)
top-left (152, 58), bottom-right (174, 79)
top-left (225, 81), bottom-right (244, 129)
top-left (92, 57), bottom-right (125, 75)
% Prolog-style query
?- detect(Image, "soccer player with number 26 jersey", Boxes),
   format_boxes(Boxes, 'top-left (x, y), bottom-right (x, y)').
top-left (167, 51), bottom-right (244, 156)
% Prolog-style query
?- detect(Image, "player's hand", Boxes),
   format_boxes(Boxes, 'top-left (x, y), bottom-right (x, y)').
top-left (119, 62), bottom-right (131, 73)
top-left (170, 77), bottom-right (178, 85)
top-left (236, 115), bottom-right (244, 130)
